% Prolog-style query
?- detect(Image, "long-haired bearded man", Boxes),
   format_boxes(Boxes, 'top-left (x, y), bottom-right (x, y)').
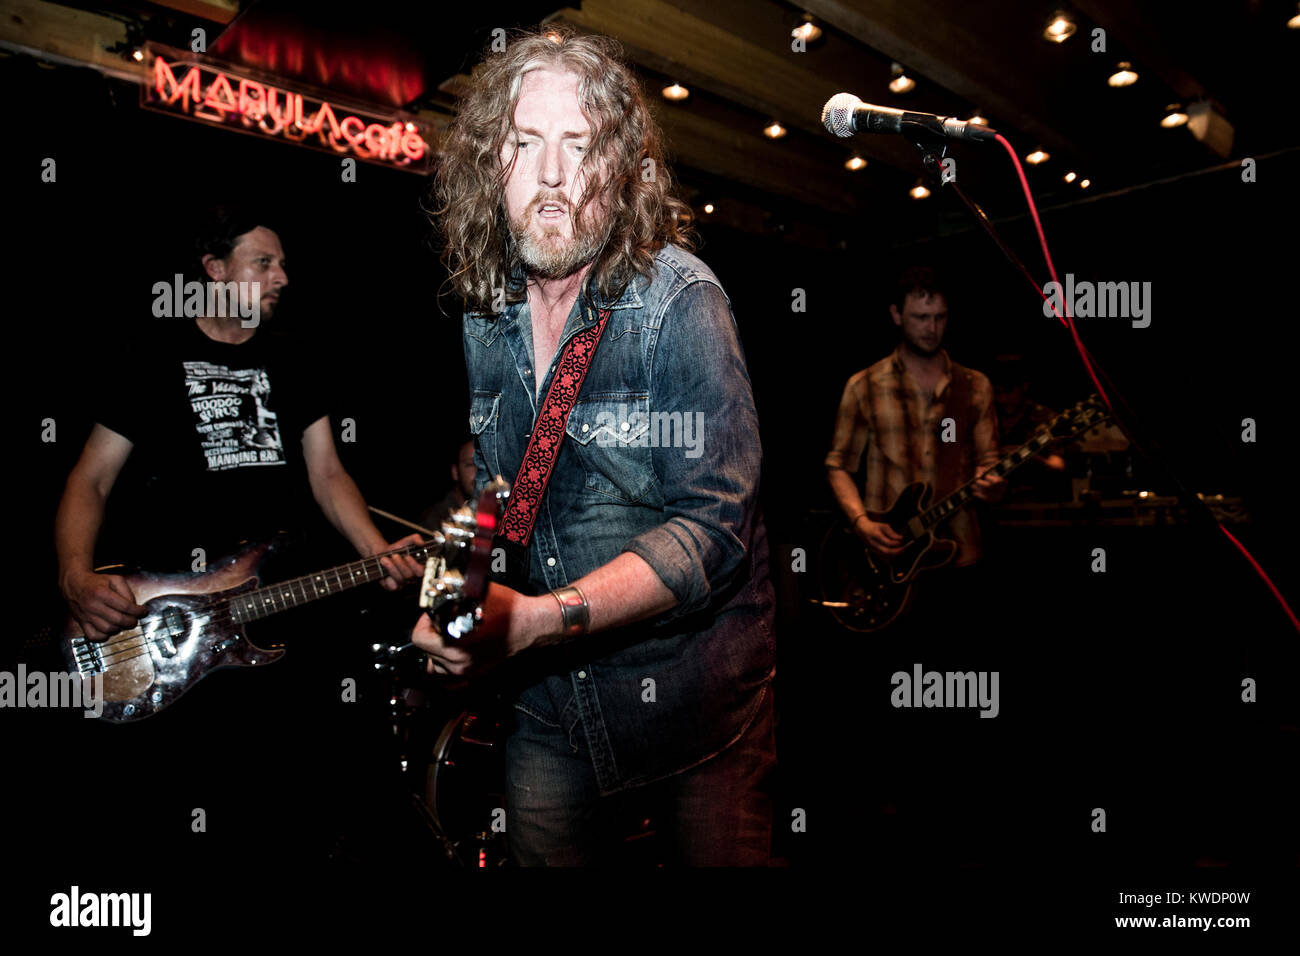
top-left (416, 26), bottom-right (777, 866)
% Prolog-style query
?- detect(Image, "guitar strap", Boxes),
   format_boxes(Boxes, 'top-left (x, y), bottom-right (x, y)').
top-left (494, 306), bottom-right (612, 588)
top-left (934, 362), bottom-right (973, 498)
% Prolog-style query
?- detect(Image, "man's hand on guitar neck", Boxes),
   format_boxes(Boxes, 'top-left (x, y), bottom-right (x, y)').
top-left (971, 466), bottom-right (1007, 503)
top-left (60, 569), bottom-right (147, 641)
top-left (368, 533), bottom-right (427, 591)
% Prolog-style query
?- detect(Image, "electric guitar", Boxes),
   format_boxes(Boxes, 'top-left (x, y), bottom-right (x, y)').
top-left (62, 480), bottom-right (509, 722)
top-left (818, 397), bottom-right (1111, 632)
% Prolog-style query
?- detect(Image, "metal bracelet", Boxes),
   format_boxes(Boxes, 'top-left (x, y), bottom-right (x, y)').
top-left (550, 584), bottom-right (590, 637)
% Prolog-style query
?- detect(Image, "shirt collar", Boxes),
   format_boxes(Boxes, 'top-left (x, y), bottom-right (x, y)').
top-left (465, 264), bottom-right (645, 320)
top-left (890, 343), bottom-right (952, 376)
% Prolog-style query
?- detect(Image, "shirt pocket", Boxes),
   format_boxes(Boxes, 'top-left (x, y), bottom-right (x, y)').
top-left (468, 391), bottom-right (502, 478)
top-left (565, 392), bottom-right (655, 502)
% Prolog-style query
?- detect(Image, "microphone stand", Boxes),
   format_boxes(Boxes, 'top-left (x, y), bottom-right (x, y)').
top-left (900, 128), bottom-right (1217, 533)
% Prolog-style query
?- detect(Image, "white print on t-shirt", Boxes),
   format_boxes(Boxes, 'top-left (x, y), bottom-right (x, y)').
top-left (183, 361), bottom-right (286, 471)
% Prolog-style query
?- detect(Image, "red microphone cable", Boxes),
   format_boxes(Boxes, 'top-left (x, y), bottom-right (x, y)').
top-left (988, 132), bottom-right (1298, 634)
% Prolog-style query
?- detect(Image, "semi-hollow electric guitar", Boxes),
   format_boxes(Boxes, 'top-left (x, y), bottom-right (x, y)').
top-left (818, 396), bottom-right (1110, 632)
top-left (62, 480), bottom-right (509, 722)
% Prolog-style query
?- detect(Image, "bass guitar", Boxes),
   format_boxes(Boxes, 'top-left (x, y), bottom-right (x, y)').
top-left (62, 479), bottom-right (509, 722)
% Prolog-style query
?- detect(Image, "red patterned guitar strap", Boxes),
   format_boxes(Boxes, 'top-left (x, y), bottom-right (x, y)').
top-left (500, 307), bottom-right (612, 547)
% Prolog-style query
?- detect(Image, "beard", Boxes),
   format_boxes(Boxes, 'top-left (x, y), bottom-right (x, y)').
top-left (508, 193), bottom-right (610, 279)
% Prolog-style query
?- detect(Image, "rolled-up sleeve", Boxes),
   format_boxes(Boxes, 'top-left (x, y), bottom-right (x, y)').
top-left (824, 373), bottom-right (869, 472)
top-left (970, 372), bottom-right (1000, 472)
top-left (622, 280), bottom-right (760, 618)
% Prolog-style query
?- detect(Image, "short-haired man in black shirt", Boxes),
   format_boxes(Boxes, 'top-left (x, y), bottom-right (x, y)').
top-left (54, 206), bottom-right (423, 638)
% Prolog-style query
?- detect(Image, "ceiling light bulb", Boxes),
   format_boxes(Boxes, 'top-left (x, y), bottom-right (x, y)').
top-left (792, 16), bottom-right (822, 42)
top-left (889, 62), bottom-right (916, 94)
top-left (1108, 62), bottom-right (1139, 87)
top-left (1044, 14), bottom-right (1077, 43)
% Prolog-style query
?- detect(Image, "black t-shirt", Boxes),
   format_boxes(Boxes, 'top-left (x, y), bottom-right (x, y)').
top-left (96, 320), bottom-right (328, 570)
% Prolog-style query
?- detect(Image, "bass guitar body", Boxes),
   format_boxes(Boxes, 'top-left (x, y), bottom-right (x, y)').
top-left (62, 543), bottom-right (283, 723)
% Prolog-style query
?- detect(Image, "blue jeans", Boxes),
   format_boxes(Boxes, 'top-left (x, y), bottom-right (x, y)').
top-left (505, 683), bottom-right (776, 866)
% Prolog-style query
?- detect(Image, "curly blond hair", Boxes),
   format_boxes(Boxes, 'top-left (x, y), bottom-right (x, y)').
top-left (430, 24), bottom-right (695, 312)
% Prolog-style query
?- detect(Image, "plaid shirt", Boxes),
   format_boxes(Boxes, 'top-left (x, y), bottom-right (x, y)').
top-left (825, 345), bottom-right (999, 566)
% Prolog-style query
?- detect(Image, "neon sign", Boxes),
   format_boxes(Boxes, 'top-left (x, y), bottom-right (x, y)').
top-left (140, 43), bottom-right (432, 172)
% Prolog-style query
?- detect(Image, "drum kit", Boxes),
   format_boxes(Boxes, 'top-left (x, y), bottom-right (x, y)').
top-left (370, 637), bottom-right (510, 868)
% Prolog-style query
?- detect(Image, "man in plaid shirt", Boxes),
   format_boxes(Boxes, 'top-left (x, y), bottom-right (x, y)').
top-left (826, 267), bottom-right (1005, 575)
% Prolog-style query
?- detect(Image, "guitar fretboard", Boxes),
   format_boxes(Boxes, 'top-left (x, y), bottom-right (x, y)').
top-left (918, 400), bottom-right (1105, 532)
top-left (228, 544), bottom-right (436, 624)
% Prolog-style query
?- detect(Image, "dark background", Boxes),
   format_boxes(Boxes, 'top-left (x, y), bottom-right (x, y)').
top-left (3, 45), bottom-right (1298, 927)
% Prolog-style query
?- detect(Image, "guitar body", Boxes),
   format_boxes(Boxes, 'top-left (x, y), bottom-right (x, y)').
top-left (62, 542), bottom-right (284, 722)
top-left (868, 482), bottom-right (959, 583)
top-left (817, 397), bottom-right (1111, 634)
top-left (819, 482), bottom-right (958, 633)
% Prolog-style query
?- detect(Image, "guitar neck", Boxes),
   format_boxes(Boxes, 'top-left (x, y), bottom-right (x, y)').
top-left (229, 542), bottom-right (437, 624)
top-left (919, 428), bottom-right (1060, 532)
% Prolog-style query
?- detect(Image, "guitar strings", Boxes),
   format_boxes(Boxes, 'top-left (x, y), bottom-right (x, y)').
top-left (75, 542), bottom-right (438, 671)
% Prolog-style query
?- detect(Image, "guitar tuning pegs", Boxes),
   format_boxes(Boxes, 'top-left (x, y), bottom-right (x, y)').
top-left (421, 567), bottom-right (466, 612)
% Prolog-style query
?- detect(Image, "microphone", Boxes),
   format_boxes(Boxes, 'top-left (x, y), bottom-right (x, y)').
top-left (821, 92), bottom-right (997, 143)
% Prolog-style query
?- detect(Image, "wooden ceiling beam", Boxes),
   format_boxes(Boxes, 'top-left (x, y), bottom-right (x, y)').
top-left (655, 102), bottom-right (859, 212)
top-left (549, 0), bottom-right (922, 176)
top-left (148, 0), bottom-right (241, 26)
top-left (798, 0), bottom-right (1082, 159)
top-left (0, 0), bottom-right (145, 82)
top-left (1070, 0), bottom-right (1215, 109)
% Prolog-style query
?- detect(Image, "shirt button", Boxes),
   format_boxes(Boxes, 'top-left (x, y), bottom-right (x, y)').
top-left (546, 557), bottom-right (556, 567)
top-left (577, 670), bottom-right (587, 680)
top-left (477, 415), bottom-right (484, 423)
top-left (581, 423), bottom-right (589, 432)
top-left (621, 422), bottom-right (630, 431)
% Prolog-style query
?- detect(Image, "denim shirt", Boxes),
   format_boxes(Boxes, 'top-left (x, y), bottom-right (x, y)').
top-left (462, 243), bottom-right (776, 794)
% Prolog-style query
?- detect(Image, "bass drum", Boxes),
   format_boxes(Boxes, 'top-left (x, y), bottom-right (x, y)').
top-left (424, 709), bottom-right (509, 866)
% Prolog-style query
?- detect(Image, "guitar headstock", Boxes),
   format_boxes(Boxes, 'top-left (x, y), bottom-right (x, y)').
top-left (419, 477), bottom-right (510, 639)
top-left (1049, 395), bottom-right (1113, 442)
